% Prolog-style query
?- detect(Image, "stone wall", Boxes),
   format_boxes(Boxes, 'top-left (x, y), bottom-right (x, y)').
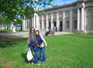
top-left (86, 7), bottom-right (93, 33)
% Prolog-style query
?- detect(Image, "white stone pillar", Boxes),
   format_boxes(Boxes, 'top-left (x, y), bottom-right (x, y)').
top-left (70, 9), bottom-right (73, 32)
top-left (34, 13), bottom-right (36, 28)
top-left (51, 13), bottom-right (53, 30)
top-left (56, 12), bottom-right (59, 31)
top-left (10, 23), bottom-right (13, 30)
top-left (32, 16), bottom-right (34, 27)
top-left (36, 14), bottom-right (40, 30)
top-left (12, 25), bottom-right (16, 32)
top-left (22, 19), bottom-right (26, 31)
top-left (81, 3), bottom-right (85, 31)
top-left (25, 19), bottom-right (27, 29)
top-left (63, 11), bottom-right (66, 32)
top-left (12, 22), bottom-right (16, 32)
top-left (77, 8), bottom-right (80, 31)
top-left (84, 8), bottom-right (87, 33)
top-left (42, 15), bottom-right (44, 30)
top-left (46, 14), bottom-right (48, 28)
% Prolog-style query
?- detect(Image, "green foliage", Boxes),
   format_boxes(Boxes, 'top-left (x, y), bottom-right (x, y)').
top-left (0, 16), bottom-right (11, 25)
top-left (0, 0), bottom-right (53, 25)
top-left (36, 11), bottom-right (45, 16)
top-left (24, 6), bottom-right (35, 19)
top-left (14, 18), bottom-right (22, 25)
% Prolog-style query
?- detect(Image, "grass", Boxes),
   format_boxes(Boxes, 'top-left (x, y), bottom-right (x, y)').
top-left (0, 29), bottom-right (26, 32)
top-left (0, 34), bottom-right (93, 68)
top-left (0, 29), bottom-right (12, 32)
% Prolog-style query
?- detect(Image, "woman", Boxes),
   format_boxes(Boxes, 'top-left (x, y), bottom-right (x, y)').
top-left (27, 27), bottom-right (38, 64)
top-left (35, 30), bottom-right (47, 63)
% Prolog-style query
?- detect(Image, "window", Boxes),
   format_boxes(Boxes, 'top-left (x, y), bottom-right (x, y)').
top-left (74, 20), bottom-right (77, 29)
top-left (53, 12), bottom-right (56, 19)
top-left (44, 22), bottom-right (46, 29)
top-left (67, 21), bottom-right (69, 29)
top-left (59, 11), bottom-right (63, 18)
top-left (40, 22), bottom-right (42, 29)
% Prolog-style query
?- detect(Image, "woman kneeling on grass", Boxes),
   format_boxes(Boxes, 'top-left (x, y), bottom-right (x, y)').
top-left (27, 27), bottom-right (38, 64)
top-left (35, 30), bottom-right (47, 63)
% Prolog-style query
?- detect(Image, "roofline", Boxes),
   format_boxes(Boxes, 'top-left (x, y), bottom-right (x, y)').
top-left (40, 1), bottom-right (78, 12)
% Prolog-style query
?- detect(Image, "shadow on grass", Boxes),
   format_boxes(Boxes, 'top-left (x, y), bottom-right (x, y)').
top-left (21, 53), bottom-right (29, 63)
top-left (21, 52), bottom-right (35, 64)
top-left (0, 38), bottom-right (27, 48)
top-left (0, 42), bottom-right (17, 48)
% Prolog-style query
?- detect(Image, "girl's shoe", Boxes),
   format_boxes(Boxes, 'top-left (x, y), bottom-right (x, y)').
top-left (43, 61), bottom-right (46, 63)
top-left (31, 62), bottom-right (34, 64)
top-left (37, 63), bottom-right (40, 66)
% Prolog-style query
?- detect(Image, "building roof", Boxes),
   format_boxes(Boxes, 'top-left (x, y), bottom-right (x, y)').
top-left (40, 1), bottom-right (78, 12)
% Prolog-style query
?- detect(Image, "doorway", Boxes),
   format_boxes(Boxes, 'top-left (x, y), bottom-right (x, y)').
top-left (60, 21), bottom-right (63, 31)
top-left (48, 22), bottom-right (51, 29)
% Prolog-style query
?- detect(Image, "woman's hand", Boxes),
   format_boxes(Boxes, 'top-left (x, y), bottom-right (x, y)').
top-left (37, 45), bottom-right (40, 47)
top-left (28, 48), bottom-right (30, 51)
top-left (45, 45), bottom-right (47, 47)
top-left (27, 40), bottom-right (30, 44)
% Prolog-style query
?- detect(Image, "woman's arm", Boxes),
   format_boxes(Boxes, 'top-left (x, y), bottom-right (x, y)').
top-left (40, 34), bottom-right (47, 47)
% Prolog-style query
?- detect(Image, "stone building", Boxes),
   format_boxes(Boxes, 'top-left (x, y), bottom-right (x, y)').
top-left (23, 0), bottom-right (93, 34)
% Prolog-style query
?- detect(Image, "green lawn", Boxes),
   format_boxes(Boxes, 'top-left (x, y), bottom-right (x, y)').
top-left (0, 29), bottom-right (26, 32)
top-left (0, 29), bottom-right (12, 32)
top-left (0, 34), bottom-right (93, 68)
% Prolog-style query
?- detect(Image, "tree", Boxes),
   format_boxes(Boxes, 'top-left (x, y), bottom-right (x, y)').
top-left (0, 0), bottom-right (53, 23)
top-left (0, 0), bottom-right (53, 32)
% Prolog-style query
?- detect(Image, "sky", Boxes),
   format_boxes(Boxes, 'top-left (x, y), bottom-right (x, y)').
top-left (24, 0), bottom-right (77, 9)
top-left (46, 0), bottom-right (77, 8)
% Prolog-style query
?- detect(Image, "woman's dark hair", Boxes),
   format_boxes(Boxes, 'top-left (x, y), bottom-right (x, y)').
top-left (29, 27), bottom-right (35, 33)
top-left (35, 30), bottom-right (39, 33)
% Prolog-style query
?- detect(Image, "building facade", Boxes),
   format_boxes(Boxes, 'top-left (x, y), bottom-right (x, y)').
top-left (23, 0), bottom-right (93, 34)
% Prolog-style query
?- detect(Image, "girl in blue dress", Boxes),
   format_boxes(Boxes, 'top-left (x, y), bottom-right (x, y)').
top-left (35, 30), bottom-right (47, 63)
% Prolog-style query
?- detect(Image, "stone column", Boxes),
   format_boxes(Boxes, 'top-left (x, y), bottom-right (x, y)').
top-left (70, 9), bottom-right (73, 32)
top-left (84, 8), bottom-right (87, 33)
top-left (10, 23), bottom-right (13, 30)
top-left (33, 13), bottom-right (36, 28)
top-left (22, 19), bottom-right (26, 31)
top-left (51, 13), bottom-right (53, 30)
top-left (42, 15), bottom-right (44, 30)
top-left (81, 3), bottom-right (85, 31)
top-left (46, 14), bottom-right (48, 28)
top-left (56, 12), bottom-right (59, 31)
top-left (36, 14), bottom-right (40, 30)
top-left (63, 11), bottom-right (66, 32)
top-left (31, 16), bottom-right (34, 28)
top-left (25, 19), bottom-right (27, 29)
top-left (77, 8), bottom-right (80, 31)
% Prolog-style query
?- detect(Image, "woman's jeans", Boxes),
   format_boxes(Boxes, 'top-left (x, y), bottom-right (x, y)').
top-left (29, 45), bottom-right (38, 64)
top-left (38, 47), bottom-right (46, 62)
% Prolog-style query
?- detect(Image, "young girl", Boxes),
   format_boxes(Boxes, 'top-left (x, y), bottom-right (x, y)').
top-left (27, 27), bottom-right (38, 64)
top-left (35, 30), bottom-right (47, 63)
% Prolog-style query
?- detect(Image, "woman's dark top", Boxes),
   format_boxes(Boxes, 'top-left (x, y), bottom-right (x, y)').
top-left (36, 34), bottom-right (43, 45)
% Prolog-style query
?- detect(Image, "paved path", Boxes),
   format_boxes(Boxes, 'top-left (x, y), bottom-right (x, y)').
top-left (0, 31), bottom-right (73, 40)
